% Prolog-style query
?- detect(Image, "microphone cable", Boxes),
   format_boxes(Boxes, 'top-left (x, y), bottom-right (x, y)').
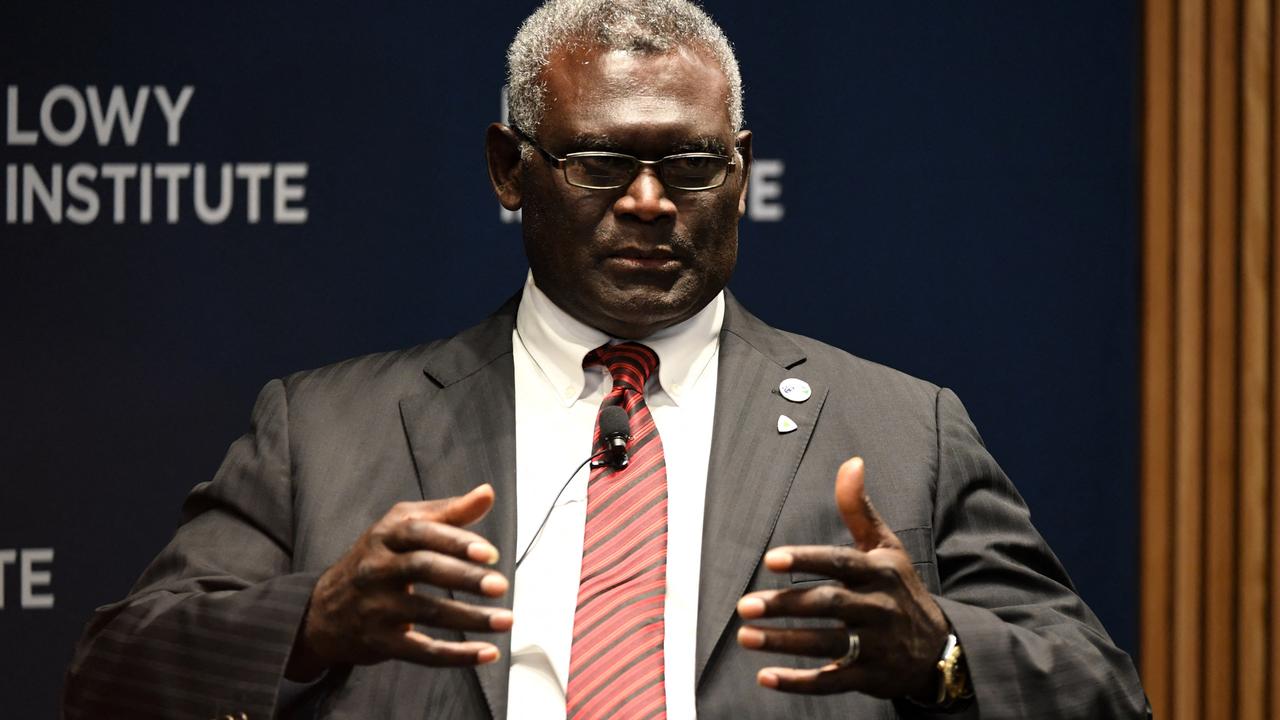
top-left (514, 406), bottom-right (632, 570)
top-left (514, 448), bottom-right (606, 570)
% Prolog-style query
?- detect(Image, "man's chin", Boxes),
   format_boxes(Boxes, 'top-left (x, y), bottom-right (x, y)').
top-left (594, 290), bottom-right (705, 339)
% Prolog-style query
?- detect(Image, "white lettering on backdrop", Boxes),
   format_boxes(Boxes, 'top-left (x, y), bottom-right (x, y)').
top-left (0, 548), bottom-right (54, 610)
top-left (3, 85), bottom-right (309, 225)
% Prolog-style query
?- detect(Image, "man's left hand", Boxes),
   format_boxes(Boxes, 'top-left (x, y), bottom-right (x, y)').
top-left (736, 457), bottom-right (950, 699)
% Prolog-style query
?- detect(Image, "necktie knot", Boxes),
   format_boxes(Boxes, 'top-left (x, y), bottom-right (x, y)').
top-left (584, 342), bottom-right (659, 395)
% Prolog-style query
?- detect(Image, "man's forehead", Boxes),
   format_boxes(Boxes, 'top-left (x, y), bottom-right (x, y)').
top-left (538, 44), bottom-right (733, 142)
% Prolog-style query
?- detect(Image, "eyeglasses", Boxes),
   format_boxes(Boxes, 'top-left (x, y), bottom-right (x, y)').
top-left (510, 125), bottom-right (736, 191)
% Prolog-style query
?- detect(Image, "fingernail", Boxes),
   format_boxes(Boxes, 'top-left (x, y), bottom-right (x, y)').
top-left (764, 549), bottom-right (793, 570)
top-left (737, 626), bottom-right (765, 649)
top-left (477, 646), bottom-right (500, 664)
top-left (490, 610), bottom-right (514, 631)
top-left (737, 597), bottom-right (766, 618)
top-left (468, 542), bottom-right (500, 565)
top-left (758, 670), bottom-right (779, 688)
top-left (480, 573), bottom-right (509, 595)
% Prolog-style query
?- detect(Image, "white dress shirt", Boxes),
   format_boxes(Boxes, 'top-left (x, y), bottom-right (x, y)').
top-left (509, 273), bottom-right (722, 720)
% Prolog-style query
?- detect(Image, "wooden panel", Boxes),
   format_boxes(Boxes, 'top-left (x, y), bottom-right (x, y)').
top-left (1271, 1), bottom-right (1280, 713)
top-left (1172, 1), bottom-right (1208, 717)
top-left (1237, 3), bottom-right (1272, 719)
top-left (1140, 0), bottom-right (1175, 716)
top-left (1203, 0), bottom-right (1240, 713)
top-left (1144, 0), bottom-right (1279, 715)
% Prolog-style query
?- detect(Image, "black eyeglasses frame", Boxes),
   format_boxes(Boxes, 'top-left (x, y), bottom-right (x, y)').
top-left (509, 124), bottom-right (737, 192)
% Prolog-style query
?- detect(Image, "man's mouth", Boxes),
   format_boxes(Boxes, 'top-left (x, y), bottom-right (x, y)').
top-left (604, 247), bottom-right (682, 272)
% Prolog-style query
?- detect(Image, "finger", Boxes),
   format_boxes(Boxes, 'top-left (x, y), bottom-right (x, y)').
top-left (398, 592), bottom-right (514, 633)
top-left (737, 586), bottom-right (892, 624)
top-left (757, 664), bottom-right (864, 695)
top-left (394, 485), bottom-right (495, 529)
top-left (762, 545), bottom-right (880, 586)
top-left (383, 519), bottom-right (500, 565)
top-left (835, 457), bottom-right (900, 552)
top-left (737, 625), bottom-right (851, 658)
top-left (385, 550), bottom-right (508, 597)
top-left (385, 629), bottom-right (501, 667)
top-left (432, 483), bottom-right (497, 527)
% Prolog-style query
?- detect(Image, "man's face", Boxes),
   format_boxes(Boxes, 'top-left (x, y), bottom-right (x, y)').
top-left (514, 44), bottom-right (751, 339)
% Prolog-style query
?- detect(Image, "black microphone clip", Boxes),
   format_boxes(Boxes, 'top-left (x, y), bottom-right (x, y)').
top-left (592, 405), bottom-right (632, 470)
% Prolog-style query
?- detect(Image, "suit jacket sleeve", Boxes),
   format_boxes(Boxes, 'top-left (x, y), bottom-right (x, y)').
top-left (63, 379), bottom-right (319, 720)
top-left (928, 388), bottom-right (1148, 719)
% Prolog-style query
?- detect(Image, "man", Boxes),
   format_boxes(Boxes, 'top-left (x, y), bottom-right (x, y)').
top-left (64, 1), bottom-right (1147, 718)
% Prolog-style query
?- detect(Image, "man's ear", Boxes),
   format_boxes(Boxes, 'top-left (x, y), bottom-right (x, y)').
top-left (734, 129), bottom-right (753, 218)
top-left (486, 123), bottom-right (524, 210)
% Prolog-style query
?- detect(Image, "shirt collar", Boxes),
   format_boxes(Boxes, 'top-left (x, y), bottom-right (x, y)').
top-left (514, 272), bottom-right (724, 407)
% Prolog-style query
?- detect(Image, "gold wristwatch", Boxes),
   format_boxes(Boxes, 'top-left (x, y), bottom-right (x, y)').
top-left (932, 632), bottom-right (974, 707)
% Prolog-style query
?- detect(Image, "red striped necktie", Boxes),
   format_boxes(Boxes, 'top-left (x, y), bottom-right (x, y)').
top-left (566, 342), bottom-right (668, 719)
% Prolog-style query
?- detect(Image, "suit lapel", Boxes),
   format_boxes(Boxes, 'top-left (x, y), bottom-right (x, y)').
top-left (399, 298), bottom-right (518, 720)
top-left (695, 294), bottom-right (827, 687)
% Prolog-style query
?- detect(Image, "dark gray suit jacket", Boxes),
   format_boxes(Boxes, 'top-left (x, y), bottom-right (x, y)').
top-left (64, 294), bottom-right (1147, 719)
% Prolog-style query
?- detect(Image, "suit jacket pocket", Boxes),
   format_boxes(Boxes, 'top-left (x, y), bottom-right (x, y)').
top-left (790, 527), bottom-right (940, 594)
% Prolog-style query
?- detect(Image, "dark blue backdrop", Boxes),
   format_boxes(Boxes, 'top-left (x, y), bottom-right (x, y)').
top-left (0, 2), bottom-right (1139, 715)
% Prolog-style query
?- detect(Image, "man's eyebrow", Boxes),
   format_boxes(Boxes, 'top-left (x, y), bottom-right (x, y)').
top-left (567, 133), bottom-right (619, 151)
top-left (672, 136), bottom-right (728, 154)
top-left (566, 134), bottom-right (729, 155)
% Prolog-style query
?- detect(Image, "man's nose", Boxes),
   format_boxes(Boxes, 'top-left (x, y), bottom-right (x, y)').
top-left (613, 168), bottom-right (678, 222)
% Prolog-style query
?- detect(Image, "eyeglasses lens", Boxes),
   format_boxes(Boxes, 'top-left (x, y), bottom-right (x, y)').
top-left (568, 155), bottom-right (635, 189)
top-left (663, 156), bottom-right (727, 190)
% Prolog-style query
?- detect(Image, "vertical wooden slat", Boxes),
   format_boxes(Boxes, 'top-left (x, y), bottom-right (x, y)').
top-left (1270, 1), bottom-right (1280, 713)
top-left (1204, 0), bottom-right (1240, 713)
top-left (1140, 0), bottom-right (1175, 716)
top-left (1237, 3), bottom-right (1272, 718)
top-left (1173, 1), bottom-right (1208, 717)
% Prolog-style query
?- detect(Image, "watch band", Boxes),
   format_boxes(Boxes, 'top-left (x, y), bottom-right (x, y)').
top-left (934, 632), bottom-right (974, 706)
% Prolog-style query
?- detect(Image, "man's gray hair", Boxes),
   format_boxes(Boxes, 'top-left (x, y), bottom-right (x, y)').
top-left (506, 0), bottom-right (743, 134)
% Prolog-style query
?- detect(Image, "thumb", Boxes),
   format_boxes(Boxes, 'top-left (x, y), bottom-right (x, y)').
top-left (435, 483), bottom-right (496, 527)
top-left (835, 457), bottom-right (897, 552)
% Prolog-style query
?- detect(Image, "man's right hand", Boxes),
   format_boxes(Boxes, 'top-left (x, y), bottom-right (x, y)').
top-left (285, 484), bottom-right (512, 681)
